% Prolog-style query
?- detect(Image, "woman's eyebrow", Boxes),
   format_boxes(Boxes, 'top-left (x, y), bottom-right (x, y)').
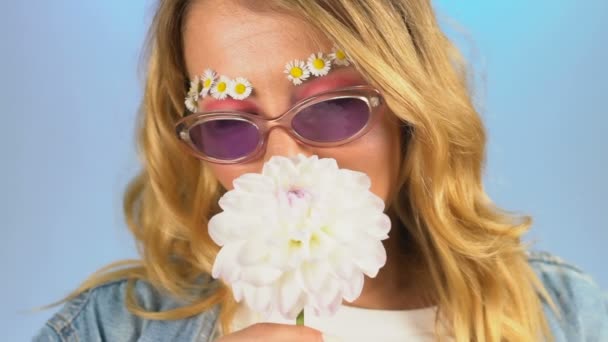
top-left (200, 97), bottom-right (260, 113)
top-left (198, 68), bottom-right (364, 112)
top-left (292, 68), bottom-right (366, 102)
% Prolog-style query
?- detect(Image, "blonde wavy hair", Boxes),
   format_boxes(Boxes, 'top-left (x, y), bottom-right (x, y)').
top-left (44, 0), bottom-right (559, 340)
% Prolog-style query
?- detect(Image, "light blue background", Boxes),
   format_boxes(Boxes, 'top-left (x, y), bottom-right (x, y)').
top-left (2, 1), bottom-right (606, 340)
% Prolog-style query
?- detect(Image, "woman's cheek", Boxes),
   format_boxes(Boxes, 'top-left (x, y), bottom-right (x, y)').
top-left (208, 164), bottom-right (249, 191)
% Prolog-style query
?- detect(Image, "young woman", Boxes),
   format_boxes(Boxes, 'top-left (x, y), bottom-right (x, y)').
top-left (34, 0), bottom-right (607, 341)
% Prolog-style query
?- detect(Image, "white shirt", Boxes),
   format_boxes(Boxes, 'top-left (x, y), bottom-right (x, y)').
top-left (211, 302), bottom-right (454, 341)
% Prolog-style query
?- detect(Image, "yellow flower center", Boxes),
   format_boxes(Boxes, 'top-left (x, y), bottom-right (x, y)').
top-left (313, 58), bottom-right (325, 69)
top-left (289, 240), bottom-right (302, 249)
top-left (290, 67), bottom-right (303, 78)
top-left (336, 50), bottom-right (346, 60)
top-left (235, 83), bottom-right (246, 94)
top-left (217, 82), bottom-right (226, 92)
top-left (204, 79), bottom-right (212, 88)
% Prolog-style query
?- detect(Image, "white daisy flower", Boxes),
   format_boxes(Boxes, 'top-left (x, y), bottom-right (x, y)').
top-left (329, 45), bottom-right (350, 66)
top-left (210, 75), bottom-right (231, 100)
top-left (184, 95), bottom-right (198, 113)
top-left (209, 154), bottom-right (390, 320)
top-left (306, 52), bottom-right (331, 77)
top-left (229, 77), bottom-right (253, 100)
top-left (184, 76), bottom-right (202, 112)
top-left (284, 60), bottom-right (311, 86)
top-left (200, 68), bottom-right (217, 98)
top-left (370, 96), bottom-right (380, 107)
top-left (187, 75), bottom-right (202, 100)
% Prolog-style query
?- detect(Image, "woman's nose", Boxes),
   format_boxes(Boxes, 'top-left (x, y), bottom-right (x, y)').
top-left (263, 126), bottom-right (313, 163)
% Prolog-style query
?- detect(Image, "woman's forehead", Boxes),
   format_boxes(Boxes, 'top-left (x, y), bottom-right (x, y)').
top-left (183, 1), bottom-right (332, 82)
top-left (182, 1), bottom-right (367, 114)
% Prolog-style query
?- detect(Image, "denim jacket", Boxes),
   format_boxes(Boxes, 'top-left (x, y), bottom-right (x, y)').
top-left (33, 250), bottom-right (608, 341)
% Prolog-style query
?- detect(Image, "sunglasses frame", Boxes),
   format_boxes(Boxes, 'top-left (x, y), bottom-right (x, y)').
top-left (174, 85), bottom-right (386, 164)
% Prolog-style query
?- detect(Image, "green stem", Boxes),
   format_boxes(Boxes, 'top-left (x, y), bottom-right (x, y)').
top-left (296, 309), bottom-right (305, 326)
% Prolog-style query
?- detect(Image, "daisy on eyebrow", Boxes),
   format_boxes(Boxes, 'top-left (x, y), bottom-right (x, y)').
top-left (307, 52), bottom-right (331, 77)
top-left (229, 77), bottom-right (253, 100)
top-left (185, 94), bottom-right (198, 113)
top-left (185, 75), bottom-right (202, 113)
top-left (329, 45), bottom-right (350, 66)
top-left (284, 59), bottom-right (311, 86)
top-left (185, 46), bottom-right (349, 113)
top-left (200, 68), bottom-right (217, 98)
top-left (210, 75), bottom-right (231, 100)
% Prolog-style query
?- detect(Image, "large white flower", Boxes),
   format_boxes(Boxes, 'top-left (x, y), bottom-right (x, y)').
top-left (209, 154), bottom-right (390, 320)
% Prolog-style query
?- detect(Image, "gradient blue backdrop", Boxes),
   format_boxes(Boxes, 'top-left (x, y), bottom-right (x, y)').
top-left (2, 1), bottom-right (606, 340)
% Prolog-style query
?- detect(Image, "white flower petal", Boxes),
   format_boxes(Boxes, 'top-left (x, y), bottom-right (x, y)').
top-left (301, 261), bottom-right (331, 293)
top-left (315, 276), bottom-right (340, 307)
top-left (277, 271), bottom-right (304, 317)
top-left (329, 248), bottom-right (357, 280)
top-left (240, 265), bottom-right (283, 286)
top-left (211, 241), bottom-right (244, 282)
top-left (232, 173), bottom-right (276, 194)
top-left (266, 242), bottom-right (291, 270)
top-left (342, 271), bottom-right (364, 302)
top-left (362, 213), bottom-right (391, 239)
top-left (325, 218), bottom-right (357, 244)
top-left (208, 212), bottom-right (245, 246)
top-left (337, 169), bottom-right (372, 189)
top-left (325, 287), bottom-right (344, 316)
top-left (232, 283), bottom-right (244, 302)
top-left (284, 293), bottom-right (307, 320)
top-left (238, 239), bottom-right (270, 266)
top-left (219, 190), bottom-right (277, 215)
top-left (353, 240), bottom-right (387, 278)
top-left (242, 284), bottom-right (274, 314)
top-left (262, 155), bottom-right (300, 184)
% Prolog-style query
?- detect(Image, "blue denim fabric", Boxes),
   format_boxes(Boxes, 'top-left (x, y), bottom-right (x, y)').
top-left (32, 250), bottom-right (608, 341)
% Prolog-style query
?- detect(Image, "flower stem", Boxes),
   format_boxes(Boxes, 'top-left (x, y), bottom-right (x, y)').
top-left (296, 309), bottom-right (305, 326)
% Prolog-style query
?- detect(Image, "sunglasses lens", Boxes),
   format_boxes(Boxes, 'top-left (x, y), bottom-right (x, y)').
top-left (189, 119), bottom-right (260, 160)
top-left (292, 97), bottom-right (370, 142)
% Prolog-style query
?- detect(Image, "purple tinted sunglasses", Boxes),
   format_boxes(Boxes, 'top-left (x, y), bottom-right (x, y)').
top-left (175, 85), bottom-right (385, 164)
